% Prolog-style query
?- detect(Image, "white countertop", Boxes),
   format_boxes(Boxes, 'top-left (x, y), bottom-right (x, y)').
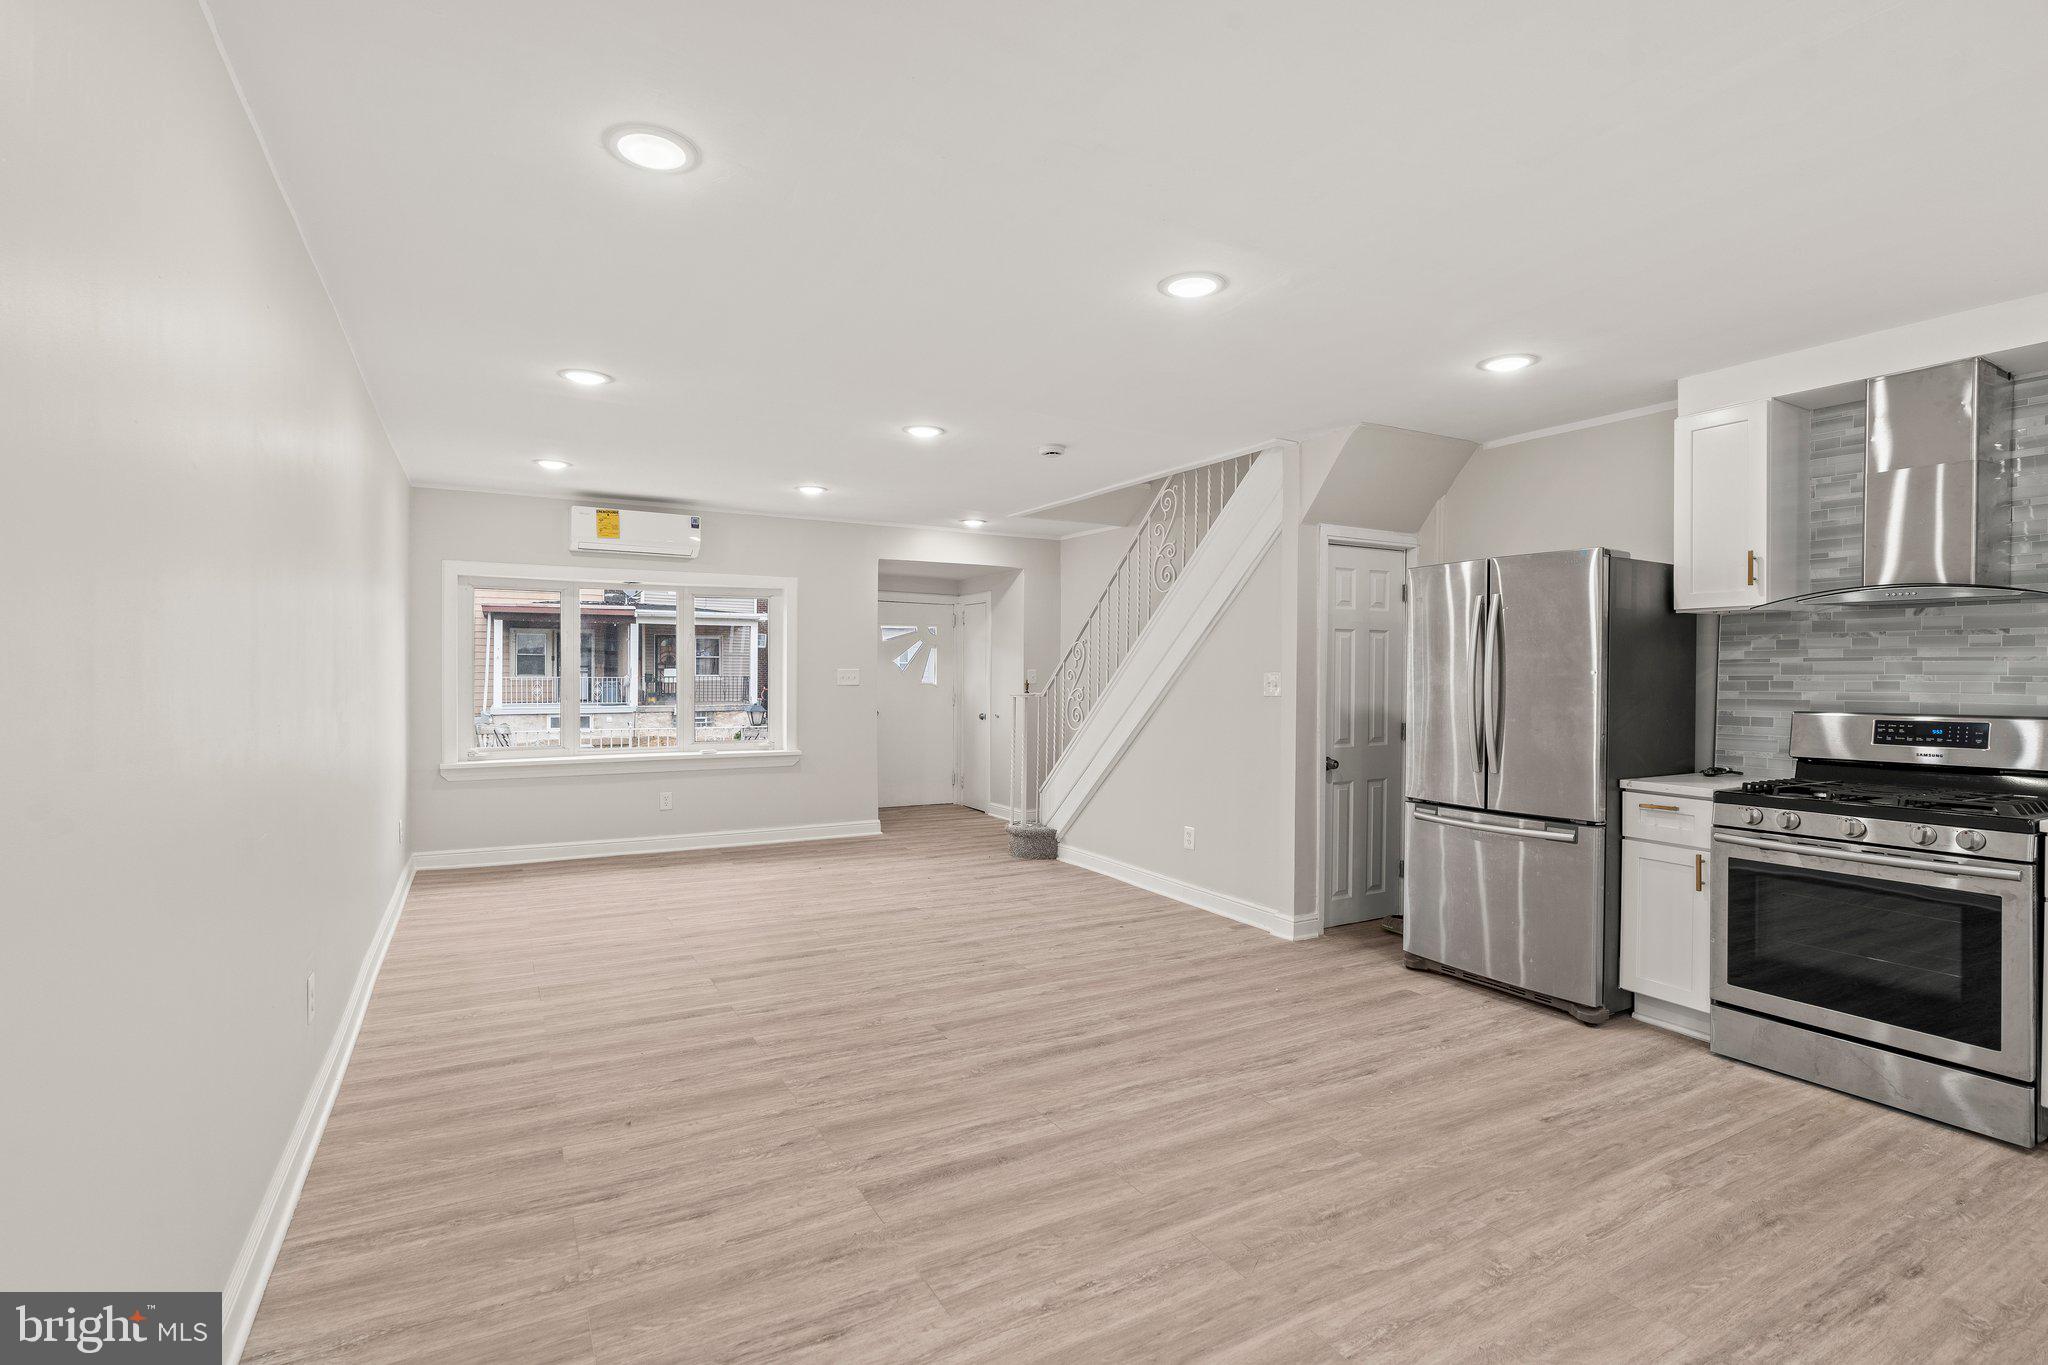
top-left (1620, 771), bottom-right (1748, 799)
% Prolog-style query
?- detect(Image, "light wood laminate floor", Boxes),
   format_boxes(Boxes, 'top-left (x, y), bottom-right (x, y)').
top-left (247, 806), bottom-right (2048, 1363)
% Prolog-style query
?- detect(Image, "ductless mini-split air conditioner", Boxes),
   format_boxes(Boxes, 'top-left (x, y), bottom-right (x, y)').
top-left (570, 505), bottom-right (702, 558)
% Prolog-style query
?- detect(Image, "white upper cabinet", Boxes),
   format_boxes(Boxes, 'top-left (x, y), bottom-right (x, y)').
top-left (1672, 400), bottom-right (1805, 612)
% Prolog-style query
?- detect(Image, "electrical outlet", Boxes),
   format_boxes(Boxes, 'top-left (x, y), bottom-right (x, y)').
top-left (836, 668), bottom-right (861, 686)
top-left (659, 791), bottom-right (674, 811)
top-left (1263, 671), bottom-right (1281, 697)
top-left (397, 816), bottom-right (405, 847)
top-left (305, 972), bottom-right (316, 1025)
top-left (1026, 668), bottom-right (1038, 688)
top-left (1183, 826), bottom-right (1196, 850)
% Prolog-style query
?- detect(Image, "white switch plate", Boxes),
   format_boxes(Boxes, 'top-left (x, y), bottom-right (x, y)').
top-left (305, 972), bottom-right (316, 1024)
top-left (1262, 672), bottom-right (1281, 697)
top-left (1026, 669), bottom-right (1038, 688)
top-left (836, 668), bottom-right (861, 686)
top-left (1183, 826), bottom-right (1196, 850)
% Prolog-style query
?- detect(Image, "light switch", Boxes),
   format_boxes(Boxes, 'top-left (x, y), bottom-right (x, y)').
top-left (1263, 671), bottom-right (1281, 697)
top-left (836, 668), bottom-right (861, 686)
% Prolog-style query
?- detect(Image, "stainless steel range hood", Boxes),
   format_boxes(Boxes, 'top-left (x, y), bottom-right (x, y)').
top-left (1793, 356), bottom-right (2035, 606)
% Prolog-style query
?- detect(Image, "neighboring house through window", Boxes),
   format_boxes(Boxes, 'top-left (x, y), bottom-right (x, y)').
top-left (449, 568), bottom-right (791, 771)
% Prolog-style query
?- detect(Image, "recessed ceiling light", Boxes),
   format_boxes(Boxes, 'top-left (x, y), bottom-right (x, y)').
top-left (904, 425), bottom-right (946, 439)
top-left (604, 125), bottom-right (698, 173)
top-left (1159, 272), bottom-right (1227, 299)
top-left (796, 484), bottom-right (827, 496)
top-left (1477, 353), bottom-right (1540, 373)
top-left (960, 518), bottom-right (987, 528)
top-left (534, 458), bottom-right (572, 471)
top-left (558, 368), bottom-right (613, 386)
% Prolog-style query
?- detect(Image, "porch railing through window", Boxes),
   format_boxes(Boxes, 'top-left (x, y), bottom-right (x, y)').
top-left (695, 674), bottom-right (753, 708)
top-left (501, 677), bottom-right (559, 705)
top-left (1009, 450), bottom-right (1260, 826)
top-left (498, 674), bottom-right (752, 708)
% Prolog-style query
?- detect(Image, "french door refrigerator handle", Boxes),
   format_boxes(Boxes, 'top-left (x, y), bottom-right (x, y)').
top-left (1470, 593), bottom-right (1490, 772)
top-left (1413, 809), bottom-right (1578, 843)
top-left (1487, 593), bottom-right (1505, 773)
top-left (1712, 831), bottom-right (2027, 881)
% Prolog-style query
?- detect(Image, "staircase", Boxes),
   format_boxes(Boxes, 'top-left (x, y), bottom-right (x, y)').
top-left (1008, 448), bottom-right (1281, 854)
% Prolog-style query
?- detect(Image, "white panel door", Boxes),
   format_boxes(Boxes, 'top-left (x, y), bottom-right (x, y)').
top-left (1620, 837), bottom-right (1710, 1010)
top-left (959, 600), bottom-right (991, 811)
top-left (878, 602), bottom-right (958, 806)
top-left (1673, 403), bottom-right (1768, 611)
top-left (1324, 544), bottom-right (1408, 927)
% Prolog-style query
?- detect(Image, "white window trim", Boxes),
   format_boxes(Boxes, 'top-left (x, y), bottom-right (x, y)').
top-left (441, 559), bottom-right (799, 780)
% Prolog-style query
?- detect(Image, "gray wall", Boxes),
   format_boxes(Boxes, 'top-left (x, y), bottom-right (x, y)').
top-left (1060, 515), bottom-right (1146, 651)
top-left (1063, 545), bottom-right (1291, 911)
top-left (408, 489), bottom-right (1062, 853)
top-left (0, 0), bottom-right (411, 1291)
top-left (1417, 410), bottom-right (1675, 564)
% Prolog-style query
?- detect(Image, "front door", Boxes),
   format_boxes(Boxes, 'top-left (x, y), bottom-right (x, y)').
top-left (1324, 543), bottom-right (1409, 926)
top-left (878, 601), bottom-right (959, 806)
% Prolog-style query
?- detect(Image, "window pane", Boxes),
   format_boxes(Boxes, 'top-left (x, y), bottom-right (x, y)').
top-left (695, 595), bottom-right (770, 745)
top-left (578, 587), bottom-right (679, 750)
top-left (471, 586), bottom-right (563, 753)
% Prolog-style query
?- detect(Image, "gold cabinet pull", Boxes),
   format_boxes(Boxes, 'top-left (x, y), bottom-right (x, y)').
top-left (1638, 802), bottom-right (1681, 812)
top-left (1695, 853), bottom-right (1705, 892)
top-left (1746, 549), bottom-right (1757, 587)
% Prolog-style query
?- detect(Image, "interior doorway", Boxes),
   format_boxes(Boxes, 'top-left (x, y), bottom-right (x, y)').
top-left (878, 592), bottom-right (992, 809)
top-left (1319, 531), bottom-right (1415, 928)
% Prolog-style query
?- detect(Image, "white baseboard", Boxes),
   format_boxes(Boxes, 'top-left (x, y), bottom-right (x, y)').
top-left (983, 802), bottom-right (1014, 822)
top-left (1631, 994), bottom-right (1710, 1042)
top-left (222, 855), bottom-right (416, 1365)
top-left (1059, 842), bottom-right (1317, 941)
top-left (411, 818), bottom-right (882, 870)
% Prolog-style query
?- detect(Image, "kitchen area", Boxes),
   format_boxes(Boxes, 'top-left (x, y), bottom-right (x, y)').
top-left (1402, 348), bottom-right (2048, 1148)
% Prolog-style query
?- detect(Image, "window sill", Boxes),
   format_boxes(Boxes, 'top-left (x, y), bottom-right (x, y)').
top-left (439, 748), bottom-right (802, 781)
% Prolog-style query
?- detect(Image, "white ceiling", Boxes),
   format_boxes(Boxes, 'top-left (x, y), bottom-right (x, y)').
top-left (208, 1), bottom-right (2048, 537)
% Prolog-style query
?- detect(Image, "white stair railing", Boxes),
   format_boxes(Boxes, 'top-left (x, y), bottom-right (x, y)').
top-left (1009, 450), bottom-right (1260, 828)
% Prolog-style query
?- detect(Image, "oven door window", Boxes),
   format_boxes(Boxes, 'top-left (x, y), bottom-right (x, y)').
top-left (1724, 860), bottom-right (2004, 1050)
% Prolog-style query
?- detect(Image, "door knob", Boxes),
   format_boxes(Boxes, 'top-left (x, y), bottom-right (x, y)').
top-left (1324, 756), bottom-right (1339, 772)
top-left (978, 712), bottom-right (987, 720)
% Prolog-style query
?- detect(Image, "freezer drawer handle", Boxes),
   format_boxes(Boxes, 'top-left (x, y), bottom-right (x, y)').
top-left (1413, 809), bottom-right (1577, 843)
top-left (1637, 802), bottom-right (1681, 812)
top-left (1712, 831), bottom-right (2026, 882)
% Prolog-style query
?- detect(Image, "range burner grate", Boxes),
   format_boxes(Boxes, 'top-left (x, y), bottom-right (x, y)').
top-left (1735, 778), bottom-right (2048, 822)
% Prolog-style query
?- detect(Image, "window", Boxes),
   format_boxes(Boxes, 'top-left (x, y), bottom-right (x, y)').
top-left (512, 629), bottom-right (550, 676)
top-left (449, 567), bottom-right (793, 773)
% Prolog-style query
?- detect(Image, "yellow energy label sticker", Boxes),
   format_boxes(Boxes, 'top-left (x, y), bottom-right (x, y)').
top-left (596, 508), bottom-right (621, 539)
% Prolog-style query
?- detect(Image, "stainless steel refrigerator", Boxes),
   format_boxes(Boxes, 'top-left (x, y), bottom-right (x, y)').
top-left (1403, 548), bottom-right (1695, 1022)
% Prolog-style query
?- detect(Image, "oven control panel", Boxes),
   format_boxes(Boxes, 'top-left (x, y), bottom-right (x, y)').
top-left (1872, 719), bottom-right (1990, 750)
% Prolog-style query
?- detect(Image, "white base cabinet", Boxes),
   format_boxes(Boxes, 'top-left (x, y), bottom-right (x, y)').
top-left (1620, 837), bottom-right (1710, 1012)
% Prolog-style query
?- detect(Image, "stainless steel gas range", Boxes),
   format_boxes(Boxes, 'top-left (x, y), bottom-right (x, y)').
top-left (1709, 711), bottom-right (2048, 1146)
